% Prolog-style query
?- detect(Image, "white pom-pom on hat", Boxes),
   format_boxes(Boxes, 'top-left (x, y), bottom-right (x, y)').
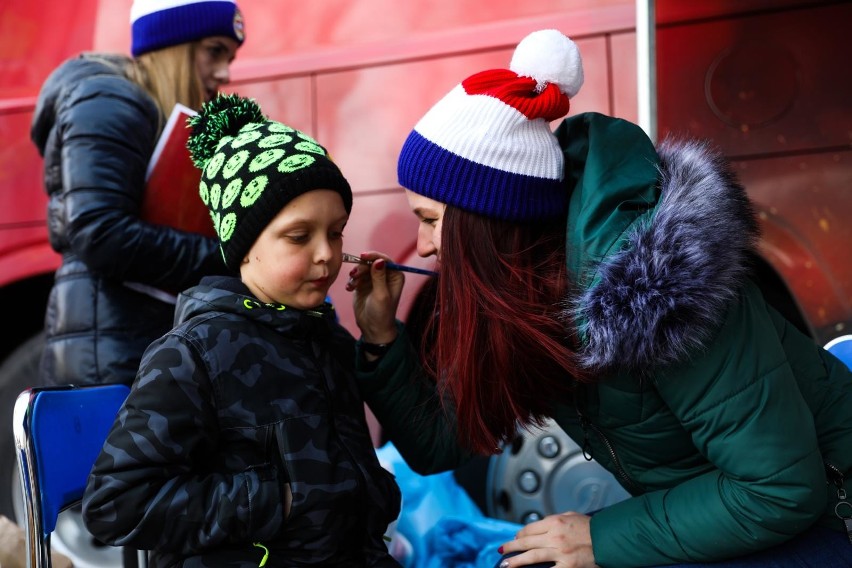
top-left (509, 29), bottom-right (584, 98)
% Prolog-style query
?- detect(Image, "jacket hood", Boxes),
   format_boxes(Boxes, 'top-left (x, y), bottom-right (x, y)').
top-left (31, 53), bottom-right (131, 153)
top-left (575, 138), bottom-right (759, 374)
top-left (175, 275), bottom-right (338, 337)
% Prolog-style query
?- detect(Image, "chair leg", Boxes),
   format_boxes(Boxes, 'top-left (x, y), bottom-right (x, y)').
top-left (121, 546), bottom-right (139, 568)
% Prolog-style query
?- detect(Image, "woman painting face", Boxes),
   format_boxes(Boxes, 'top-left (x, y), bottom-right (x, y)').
top-left (405, 189), bottom-right (445, 259)
top-left (195, 36), bottom-right (240, 102)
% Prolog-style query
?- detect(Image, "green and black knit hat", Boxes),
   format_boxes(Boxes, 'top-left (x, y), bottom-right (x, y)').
top-left (187, 94), bottom-right (352, 270)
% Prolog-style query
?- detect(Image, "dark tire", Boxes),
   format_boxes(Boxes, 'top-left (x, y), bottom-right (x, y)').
top-left (0, 331), bottom-right (45, 519)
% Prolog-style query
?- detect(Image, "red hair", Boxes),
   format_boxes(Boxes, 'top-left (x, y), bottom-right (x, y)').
top-left (422, 206), bottom-right (588, 455)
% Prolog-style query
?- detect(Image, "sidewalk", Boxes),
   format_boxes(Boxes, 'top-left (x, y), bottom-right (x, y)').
top-left (0, 515), bottom-right (71, 568)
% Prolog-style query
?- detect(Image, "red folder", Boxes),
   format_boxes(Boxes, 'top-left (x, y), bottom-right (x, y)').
top-left (142, 104), bottom-right (216, 238)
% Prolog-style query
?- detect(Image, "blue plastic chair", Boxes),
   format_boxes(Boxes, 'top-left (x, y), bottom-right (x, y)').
top-left (825, 334), bottom-right (852, 370)
top-left (12, 383), bottom-right (135, 568)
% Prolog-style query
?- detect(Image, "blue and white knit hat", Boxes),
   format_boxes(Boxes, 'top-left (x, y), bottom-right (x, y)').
top-left (130, 0), bottom-right (245, 57)
top-left (397, 29), bottom-right (583, 222)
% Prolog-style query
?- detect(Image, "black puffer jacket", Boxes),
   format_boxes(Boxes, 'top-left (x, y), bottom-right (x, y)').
top-left (30, 53), bottom-right (227, 386)
top-left (83, 276), bottom-right (402, 567)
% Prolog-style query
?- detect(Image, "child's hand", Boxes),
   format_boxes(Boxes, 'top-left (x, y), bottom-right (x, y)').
top-left (348, 251), bottom-right (404, 344)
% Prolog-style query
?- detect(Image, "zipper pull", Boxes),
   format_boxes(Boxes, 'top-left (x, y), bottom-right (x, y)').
top-left (826, 462), bottom-right (852, 544)
top-left (574, 393), bottom-right (593, 461)
top-left (835, 487), bottom-right (852, 544)
top-left (578, 415), bottom-right (593, 461)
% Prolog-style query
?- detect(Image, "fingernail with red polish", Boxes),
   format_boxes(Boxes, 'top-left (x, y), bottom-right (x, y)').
top-left (497, 546), bottom-right (504, 554)
top-left (375, 259), bottom-right (385, 270)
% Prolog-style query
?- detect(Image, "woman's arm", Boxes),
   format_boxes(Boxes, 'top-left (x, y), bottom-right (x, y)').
top-left (590, 282), bottom-right (825, 566)
top-left (356, 324), bottom-right (474, 474)
top-left (501, 282), bottom-right (826, 568)
top-left (56, 75), bottom-right (224, 290)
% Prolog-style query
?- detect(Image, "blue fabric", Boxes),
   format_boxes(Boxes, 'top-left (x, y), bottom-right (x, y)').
top-left (377, 443), bottom-right (522, 568)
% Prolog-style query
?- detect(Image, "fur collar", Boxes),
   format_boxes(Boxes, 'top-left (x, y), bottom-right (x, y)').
top-left (575, 139), bottom-right (759, 374)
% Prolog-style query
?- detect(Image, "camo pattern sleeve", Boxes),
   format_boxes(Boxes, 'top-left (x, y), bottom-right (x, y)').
top-left (81, 331), bottom-right (285, 553)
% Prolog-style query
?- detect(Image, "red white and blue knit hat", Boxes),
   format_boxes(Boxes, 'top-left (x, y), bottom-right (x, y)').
top-left (131, 0), bottom-right (245, 57)
top-left (397, 29), bottom-right (583, 221)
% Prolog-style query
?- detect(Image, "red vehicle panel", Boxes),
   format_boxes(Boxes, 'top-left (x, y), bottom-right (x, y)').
top-left (0, 0), bottom-right (849, 562)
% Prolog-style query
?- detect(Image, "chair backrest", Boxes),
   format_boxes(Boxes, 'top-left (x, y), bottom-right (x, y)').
top-left (12, 383), bottom-right (130, 568)
top-left (825, 334), bottom-right (852, 371)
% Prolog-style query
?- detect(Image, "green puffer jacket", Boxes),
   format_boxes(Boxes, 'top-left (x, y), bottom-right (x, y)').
top-left (357, 112), bottom-right (852, 567)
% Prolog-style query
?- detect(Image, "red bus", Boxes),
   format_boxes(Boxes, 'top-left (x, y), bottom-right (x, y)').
top-left (1, 0), bottom-right (849, 564)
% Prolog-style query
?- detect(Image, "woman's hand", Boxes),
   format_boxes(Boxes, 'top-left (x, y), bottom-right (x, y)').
top-left (498, 512), bottom-right (598, 568)
top-left (347, 251), bottom-right (405, 344)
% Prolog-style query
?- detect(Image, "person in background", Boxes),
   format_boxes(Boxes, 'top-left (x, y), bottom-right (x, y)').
top-left (30, 0), bottom-right (245, 387)
top-left (349, 29), bottom-right (852, 567)
top-left (83, 94), bottom-right (402, 567)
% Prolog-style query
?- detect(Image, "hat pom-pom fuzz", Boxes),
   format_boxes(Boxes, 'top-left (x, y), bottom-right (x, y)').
top-left (509, 29), bottom-right (584, 98)
top-left (187, 94), bottom-right (267, 167)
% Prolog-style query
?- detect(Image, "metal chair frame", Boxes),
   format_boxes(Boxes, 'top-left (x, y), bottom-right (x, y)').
top-left (12, 383), bottom-right (142, 568)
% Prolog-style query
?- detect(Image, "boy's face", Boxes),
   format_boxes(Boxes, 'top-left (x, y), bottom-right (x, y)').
top-left (240, 189), bottom-right (348, 309)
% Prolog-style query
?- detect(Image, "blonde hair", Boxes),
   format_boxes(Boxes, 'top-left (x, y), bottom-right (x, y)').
top-left (126, 43), bottom-right (205, 121)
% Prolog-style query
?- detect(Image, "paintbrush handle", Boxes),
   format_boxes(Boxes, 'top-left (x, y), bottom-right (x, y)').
top-left (343, 253), bottom-right (437, 277)
top-left (383, 262), bottom-right (438, 277)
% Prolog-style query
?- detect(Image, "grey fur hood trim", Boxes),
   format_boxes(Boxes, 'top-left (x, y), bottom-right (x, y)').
top-left (576, 139), bottom-right (759, 373)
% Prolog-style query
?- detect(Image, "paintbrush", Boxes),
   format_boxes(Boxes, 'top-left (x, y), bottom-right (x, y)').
top-left (342, 252), bottom-right (437, 277)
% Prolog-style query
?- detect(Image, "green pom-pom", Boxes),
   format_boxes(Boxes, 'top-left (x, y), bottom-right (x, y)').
top-left (187, 94), bottom-right (267, 168)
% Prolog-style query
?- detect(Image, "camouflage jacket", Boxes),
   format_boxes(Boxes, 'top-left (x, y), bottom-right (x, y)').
top-left (83, 276), bottom-right (402, 567)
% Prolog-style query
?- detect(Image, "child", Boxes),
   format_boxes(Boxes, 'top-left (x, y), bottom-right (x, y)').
top-left (82, 94), bottom-right (402, 567)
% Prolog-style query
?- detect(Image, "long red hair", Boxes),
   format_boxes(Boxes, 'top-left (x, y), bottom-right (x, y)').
top-left (422, 206), bottom-right (587, 454)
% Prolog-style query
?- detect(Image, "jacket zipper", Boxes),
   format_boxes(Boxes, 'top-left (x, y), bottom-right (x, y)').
top-left (825, 460), bottom-right (852, 544)
top-left (309, 339), bottom-right (374, 544)
top-left (574, 398), bottom-right (643, 494)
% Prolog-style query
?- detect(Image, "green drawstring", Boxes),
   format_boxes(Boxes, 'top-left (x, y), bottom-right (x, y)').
top-left (253, 542), bottom-right (270, 567)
